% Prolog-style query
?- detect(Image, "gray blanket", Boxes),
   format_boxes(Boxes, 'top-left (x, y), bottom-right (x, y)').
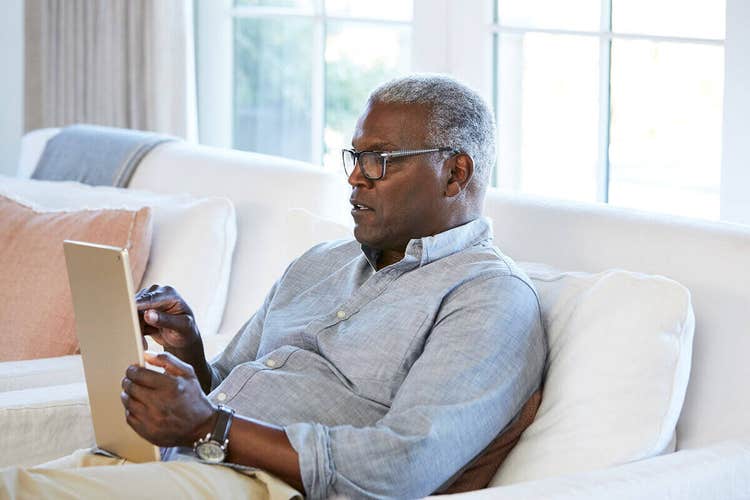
top-left (31, 124), bottom-right (175, 187)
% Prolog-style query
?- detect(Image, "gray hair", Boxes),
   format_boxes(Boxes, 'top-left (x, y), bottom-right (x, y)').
top-left (368, 74), bottom-right (496, 194)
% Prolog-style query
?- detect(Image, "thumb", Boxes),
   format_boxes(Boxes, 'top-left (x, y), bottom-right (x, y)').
top-left (144, 351), bottom-right (192, 377)
top-left (144, 309), bottom-right (193, 334)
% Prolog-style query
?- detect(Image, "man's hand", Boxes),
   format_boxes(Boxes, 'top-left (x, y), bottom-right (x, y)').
top-left (135, 285), bottom-right (200, 350)
top-left (121, 352), bottom-right (216, 447)
top-left (135, 285), bottom-right (213, 392)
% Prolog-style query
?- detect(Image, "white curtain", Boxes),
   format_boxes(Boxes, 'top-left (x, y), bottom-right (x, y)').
top-left (25, 0), bottom-right (198, 141)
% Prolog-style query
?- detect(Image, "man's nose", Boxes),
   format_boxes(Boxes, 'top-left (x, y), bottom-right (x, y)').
top-left (347, 164), bottom-right (372, 188)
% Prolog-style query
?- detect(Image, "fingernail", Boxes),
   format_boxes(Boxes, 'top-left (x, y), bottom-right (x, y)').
top-left (146, 310), bottom-right (157, 323)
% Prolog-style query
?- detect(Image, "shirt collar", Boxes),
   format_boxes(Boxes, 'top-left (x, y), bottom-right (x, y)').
top-left (360, 217), bottom-right (494, 271)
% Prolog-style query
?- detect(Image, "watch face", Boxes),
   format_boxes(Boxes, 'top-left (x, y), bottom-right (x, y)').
top-left (196, 441), bottom-right (225, 463)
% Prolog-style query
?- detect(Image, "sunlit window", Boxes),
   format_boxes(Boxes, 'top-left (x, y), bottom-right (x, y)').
top-left (222, 0), bottom-right (728, 220)
top-left (494, 0), bottom-right (726, 220)
top-left (232, 0), bottom-right (412, 168)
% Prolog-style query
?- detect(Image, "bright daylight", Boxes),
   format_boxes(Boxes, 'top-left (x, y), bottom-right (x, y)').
top-left (1, 1), bottom-right (749, 499)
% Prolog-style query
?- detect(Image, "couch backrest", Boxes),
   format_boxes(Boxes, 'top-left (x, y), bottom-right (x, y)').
top-left (17, 129), bottom-right (750, 451)
top-left (483, 192), bottom-right (750, 451)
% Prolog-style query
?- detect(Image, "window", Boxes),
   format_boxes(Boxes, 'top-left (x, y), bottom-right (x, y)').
top-left (197, 0), bottom-right (750, 223)
top-left (493, 0), bottom-right (726, 219)
top-left (230, 0), bottom-right (412, 168)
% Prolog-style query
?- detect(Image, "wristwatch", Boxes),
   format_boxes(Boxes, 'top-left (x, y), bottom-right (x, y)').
top-left (194, 404), bottom-right (235, 463)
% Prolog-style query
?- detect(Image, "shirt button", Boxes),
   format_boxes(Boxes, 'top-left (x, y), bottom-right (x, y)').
top-left (265, 359), bottom-right (277, 368)
top-left (336, 310), bottom-right (347, 319)
top-left (216, 392), bottom-right (227, 402)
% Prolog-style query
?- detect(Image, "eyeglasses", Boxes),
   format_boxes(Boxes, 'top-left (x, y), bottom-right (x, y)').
top-left (342, 147), bottom-right (458, 180)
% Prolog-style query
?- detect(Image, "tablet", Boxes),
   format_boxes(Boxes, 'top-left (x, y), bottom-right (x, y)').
top-left (63, 240), bottom-right (160, 463)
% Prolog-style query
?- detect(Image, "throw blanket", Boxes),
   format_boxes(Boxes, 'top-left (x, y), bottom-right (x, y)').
top-left (31, 124), bottom-right (175, 187)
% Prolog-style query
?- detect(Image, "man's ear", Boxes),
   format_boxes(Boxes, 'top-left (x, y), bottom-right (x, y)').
top-left (445, 153), bottom-right (473, 197)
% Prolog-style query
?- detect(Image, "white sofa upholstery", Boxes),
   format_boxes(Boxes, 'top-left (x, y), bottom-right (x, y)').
top-left (3, 129), bottom-right (750, 498)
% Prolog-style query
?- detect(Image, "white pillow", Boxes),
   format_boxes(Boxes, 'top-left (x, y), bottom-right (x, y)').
top-left (284, 207), bottom-right (353, 262)
top-left (0, 176), bottom-right (237, 337)
top-left (491, 263), bottom-right (694, 485)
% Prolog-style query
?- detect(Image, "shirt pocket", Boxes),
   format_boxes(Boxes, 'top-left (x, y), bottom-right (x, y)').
top-left (317, 308), bottom-right (430, 404)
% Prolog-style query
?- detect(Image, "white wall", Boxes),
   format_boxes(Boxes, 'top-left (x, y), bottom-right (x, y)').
top-left (0, 0), bottom-right (24, 176)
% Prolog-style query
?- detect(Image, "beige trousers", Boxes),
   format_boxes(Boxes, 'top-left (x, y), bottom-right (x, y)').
top-left (0, 449), bottom-right (302, 500)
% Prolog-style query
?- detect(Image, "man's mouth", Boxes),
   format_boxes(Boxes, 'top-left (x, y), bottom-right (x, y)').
top-left (351, 202), bottom-right (374, 212)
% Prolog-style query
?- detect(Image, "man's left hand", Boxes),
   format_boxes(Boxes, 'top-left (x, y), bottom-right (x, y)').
top-left (120, 351), bottom-right (216, 447)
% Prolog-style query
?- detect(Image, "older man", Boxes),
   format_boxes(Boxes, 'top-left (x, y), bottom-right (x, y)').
top-left (1, 75), bottom-right (546, 499)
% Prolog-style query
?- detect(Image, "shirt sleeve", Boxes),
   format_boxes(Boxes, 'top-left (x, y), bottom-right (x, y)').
top-left (284, 273), bottom-right (548, 499)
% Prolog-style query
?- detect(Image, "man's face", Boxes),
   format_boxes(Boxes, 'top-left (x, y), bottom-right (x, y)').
top-left (348, 100), bottom-right (450, 253)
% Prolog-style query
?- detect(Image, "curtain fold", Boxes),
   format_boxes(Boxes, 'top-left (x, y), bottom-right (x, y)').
top-left (25, 0), bottom-right (197, 141)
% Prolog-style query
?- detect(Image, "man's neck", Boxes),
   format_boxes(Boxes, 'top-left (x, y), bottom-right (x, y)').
top-left (376, 249), bottom-right (405, 270)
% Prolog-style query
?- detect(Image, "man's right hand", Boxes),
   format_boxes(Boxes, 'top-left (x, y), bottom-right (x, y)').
top-left (136, 285), bottom-right (201, 351)
top-left (136, 285), bottom-right (214, 393)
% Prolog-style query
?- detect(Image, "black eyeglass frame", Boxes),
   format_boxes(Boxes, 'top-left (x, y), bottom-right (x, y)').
top-left (342, 147), bottom-right (460, 180)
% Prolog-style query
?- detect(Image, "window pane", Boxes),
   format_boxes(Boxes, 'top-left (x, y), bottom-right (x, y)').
top-left (612, 0), bottom-right (725, 39)
top-left (324, 22), bottom-right (411, 168)
top-left (325, 0), bottom-right (413, 22)
top-left (608, 40), bottom-right (724, 220)
top-left (233, 18), bottom-right (314, 162)
top-left (234, 0), bottom-right (314, 8)
top-left (496, 0), bottom-right (601, 31)
top-left (497, 33), bottom-right (601, 202)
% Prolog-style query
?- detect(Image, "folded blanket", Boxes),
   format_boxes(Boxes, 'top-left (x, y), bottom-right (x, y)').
top-left (31, 124), bottom-right (175, 187)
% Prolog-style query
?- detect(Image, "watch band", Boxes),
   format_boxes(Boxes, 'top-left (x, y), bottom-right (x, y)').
top-left (193, 404), bottom-right (236, 463)
top-left (212, 404), bottom-right (235, 446)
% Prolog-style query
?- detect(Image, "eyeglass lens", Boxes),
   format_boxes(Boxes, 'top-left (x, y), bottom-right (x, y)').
top-left (343, 151), bottom-right (383, 179)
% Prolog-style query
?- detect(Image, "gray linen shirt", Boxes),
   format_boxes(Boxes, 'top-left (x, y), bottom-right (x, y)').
top-left (203, 217), bottom-right (546, 499)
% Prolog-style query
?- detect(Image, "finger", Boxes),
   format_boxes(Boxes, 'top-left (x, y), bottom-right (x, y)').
top-left (125, 408), bottom-right (146, 436)
top-left (143, 309), bottom-right (194, 334)
top-left (121, 376), bottom-right (154, 403)
top-left (126, 364), bottom-right (173, 389)
top-left (143, 352), bottom-right (193, 377)
top-left (135, 284), bottom-right (160, 303)
top-left (135, 284), bottom-right (159, 298)
top-left (140, 323), bottom-right (160, 337)
top-left (120, 390), bottom-right (148, 414)
top-left (135, 287), bottom-right (174, 311)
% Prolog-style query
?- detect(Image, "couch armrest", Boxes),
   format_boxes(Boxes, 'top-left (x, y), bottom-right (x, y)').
top-left (0, 383), bottom-right (94, 467)
top-left (442, 439), bottom-right (750, 500)
top-left (17, 128), bottom-right (60, 178)
top-left (0, 355), bottom-right (84, 392)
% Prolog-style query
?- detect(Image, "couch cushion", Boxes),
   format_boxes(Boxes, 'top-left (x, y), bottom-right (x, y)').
top-left (0, 383), bottom-right (94, 467)
top-left (491, 263), bottom-right (694, 485)
top-left (0, 195), bottom-right (152, 361)
top-left (0, 176), bottom-right (236, 337)
top-left (284, 207), bottom-right (354, 262)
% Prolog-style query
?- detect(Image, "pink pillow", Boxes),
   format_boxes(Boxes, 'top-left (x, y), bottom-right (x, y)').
top-left (0, 195), bottom-right (153, 361)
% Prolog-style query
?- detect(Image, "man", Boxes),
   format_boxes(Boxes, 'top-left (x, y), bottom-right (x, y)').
top-left (1, 75), bottom-right (546, 499)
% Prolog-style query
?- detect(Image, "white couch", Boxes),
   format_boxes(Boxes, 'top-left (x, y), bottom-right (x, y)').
top-left (3, 129), bottom-right (750, 498)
